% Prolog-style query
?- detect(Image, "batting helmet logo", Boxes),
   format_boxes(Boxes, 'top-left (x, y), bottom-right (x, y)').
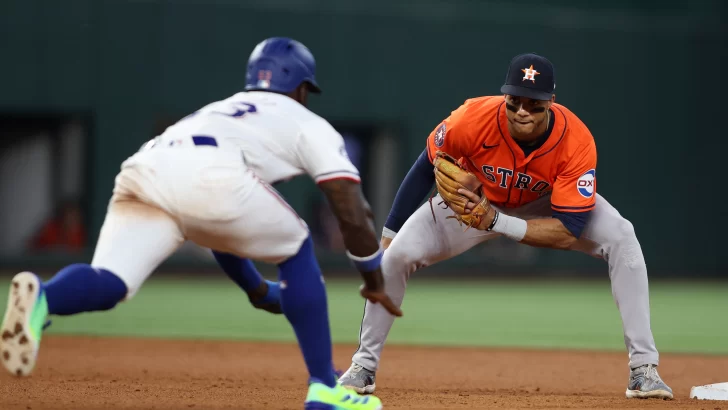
top-left (256, 70), bottom-right (272, 89)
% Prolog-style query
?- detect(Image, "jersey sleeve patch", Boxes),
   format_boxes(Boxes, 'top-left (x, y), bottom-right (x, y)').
top-left (577, 169), bottom-right (596, 198)
top-left (434, 122), bottom-right (446, 147)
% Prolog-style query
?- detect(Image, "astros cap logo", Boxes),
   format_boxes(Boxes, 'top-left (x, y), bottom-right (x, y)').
top-left (521, 65), bottom-right (540, 83)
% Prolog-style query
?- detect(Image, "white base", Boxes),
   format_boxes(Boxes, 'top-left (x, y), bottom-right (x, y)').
top-left (690, 382), bottom-right (728, 401)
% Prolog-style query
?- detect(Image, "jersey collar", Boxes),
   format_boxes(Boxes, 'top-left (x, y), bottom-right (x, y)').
top-left (497, 102), bottom-right (567, 167)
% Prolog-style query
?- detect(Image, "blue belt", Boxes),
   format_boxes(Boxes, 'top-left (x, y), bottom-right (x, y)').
top-left (192, 135), bottom-right (217, 147)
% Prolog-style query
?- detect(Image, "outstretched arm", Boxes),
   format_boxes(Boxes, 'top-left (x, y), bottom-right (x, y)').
top-left (318, 178), bottom-right (403, 317)
top-left (458, 188), bottom-right (590, 250)
top-left (505, 216), bottom-right (579, 249)
top-left (519, 211), bottom-right (591, 249)
top-left (451, 138), bottom-right (596, 250)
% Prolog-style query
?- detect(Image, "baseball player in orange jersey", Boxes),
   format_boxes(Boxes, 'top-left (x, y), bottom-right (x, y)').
top-left (338, 53), bottom-right (673, 399)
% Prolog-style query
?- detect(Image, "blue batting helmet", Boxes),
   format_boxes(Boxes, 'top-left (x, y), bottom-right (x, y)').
top-left (244, 37), bottom-right (321, 94)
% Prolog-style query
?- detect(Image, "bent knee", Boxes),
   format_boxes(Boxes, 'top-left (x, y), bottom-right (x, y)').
top-left (611, 218), bottom-right (637, 243)
top-left (604, 219), bottom-right (645, 268)
top-left (382, 244), bottom-right (423, 279)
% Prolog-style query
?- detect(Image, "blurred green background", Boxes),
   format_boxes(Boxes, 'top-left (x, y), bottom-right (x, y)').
top-left (1, 0), bottom-right (726, 276)
top-left (0, 0), bottom-right (726, 358)
top-left (2, 275), bottom-right (724, 355)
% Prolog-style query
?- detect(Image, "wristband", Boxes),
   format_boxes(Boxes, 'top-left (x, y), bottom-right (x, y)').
top-left (346, 248), bottom-right (383, 273)
top-left (491, 213), bottom-right (528, 242)
top-left (486, 210), bottom-right (499, 231)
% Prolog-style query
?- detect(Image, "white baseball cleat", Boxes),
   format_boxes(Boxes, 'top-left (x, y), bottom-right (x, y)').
top-left (1, 272), bottom-right (49, 377)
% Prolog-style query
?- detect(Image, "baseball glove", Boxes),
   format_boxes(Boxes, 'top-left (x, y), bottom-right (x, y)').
top-left (431, 150), bottom-right (493, 230)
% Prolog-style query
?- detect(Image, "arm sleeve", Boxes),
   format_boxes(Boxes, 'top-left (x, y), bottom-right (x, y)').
top-left (552, 210), bottom-right (592, 238)
top-left (383, 149), bottom-right (436, 233)
top-left (551, 141), bottom-right (597, 212)
top-left (297, 119), bottom-right (361, 184)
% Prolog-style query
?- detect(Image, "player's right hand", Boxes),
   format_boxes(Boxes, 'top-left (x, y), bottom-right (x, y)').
top-left (380, 236), bottom-right (393, 250)
top-left (360, 285), bottom-right (403, 317)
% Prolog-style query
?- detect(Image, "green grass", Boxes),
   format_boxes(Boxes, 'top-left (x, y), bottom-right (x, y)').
top-left (0, 276), bottom-right (726, 354)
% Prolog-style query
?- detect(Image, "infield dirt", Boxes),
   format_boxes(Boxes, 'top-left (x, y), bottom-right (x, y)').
top-left (1, 336), bottom-right (725, 409)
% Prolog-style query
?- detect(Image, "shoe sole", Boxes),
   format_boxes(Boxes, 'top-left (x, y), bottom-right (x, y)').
top-left (304, 402), bottom-right (382, 410)
top-left (340, 382), bottom-right (376, 395)
top-left (625, 389), bottom-right (674, 399)
top-left (0, 272), bottom-right (41, 377)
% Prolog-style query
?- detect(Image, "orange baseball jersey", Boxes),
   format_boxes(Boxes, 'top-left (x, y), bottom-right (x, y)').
top-left (426, 96), bottom-right (597, 212)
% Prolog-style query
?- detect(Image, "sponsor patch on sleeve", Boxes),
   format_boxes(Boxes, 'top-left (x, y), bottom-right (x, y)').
top-left (577, 169), bottom-right (596, 198)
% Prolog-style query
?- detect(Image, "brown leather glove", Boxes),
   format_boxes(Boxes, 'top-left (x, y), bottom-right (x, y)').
top-left (432, 150), bottom-right (494, 230)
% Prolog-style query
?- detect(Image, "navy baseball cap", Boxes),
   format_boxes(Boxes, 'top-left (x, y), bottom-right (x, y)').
top-left (500, 53), bottom-right (555, 101)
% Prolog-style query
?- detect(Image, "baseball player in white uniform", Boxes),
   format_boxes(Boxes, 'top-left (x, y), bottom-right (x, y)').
top-left (1, 37), bottom-right (400, 410)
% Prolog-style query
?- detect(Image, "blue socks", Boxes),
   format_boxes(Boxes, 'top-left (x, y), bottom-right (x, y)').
top-left (259, 280), bottom-right (281, 305)
top-left (215, 242), bottom-right (335, 386)
top-left (213, 252), bottom-right (263, 292)
top-left (278, 236), bottom-right (336, 388)
top-left (212, 251), bottom-right (279, 305)
top-left (44, 263), bottom-right (128, 316)
top-left (42, 243), bottom-right (335, 389)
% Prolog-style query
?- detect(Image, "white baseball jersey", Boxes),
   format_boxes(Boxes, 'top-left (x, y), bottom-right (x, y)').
top-left (93, 91), bottom-right (356, 297)
top-left (135, 91), bottom-right (360, 186)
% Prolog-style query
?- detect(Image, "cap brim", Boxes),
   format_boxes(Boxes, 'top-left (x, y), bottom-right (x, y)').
top-left (500, 85), bottom-right (552, 101)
